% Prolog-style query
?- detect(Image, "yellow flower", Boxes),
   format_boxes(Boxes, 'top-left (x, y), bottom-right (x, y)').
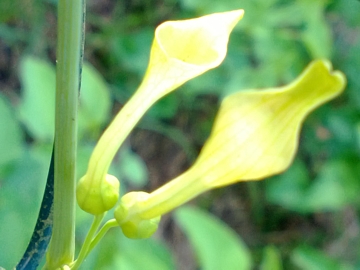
top-left (195, 60), bottom-right (345, 187)
top-left (114, 60), bottom-right (346, 233)
top-left (77, 10), bottom-right (244, 215)
top-left (143, 9), bottom-right (244, 97)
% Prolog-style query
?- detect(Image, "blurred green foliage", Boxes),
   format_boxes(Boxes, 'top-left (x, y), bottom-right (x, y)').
top-left (174, 206), bottom-right (252, 270)
top-left (0, 0), bottom-right (359, 269)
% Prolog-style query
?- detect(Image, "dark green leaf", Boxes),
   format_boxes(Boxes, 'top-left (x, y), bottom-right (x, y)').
top-left (266, 159), bottom-right (310, 212)
top-left (174, 206), bottom-right (252, 270)
top-left (304, 157), bottom-right (360, 211)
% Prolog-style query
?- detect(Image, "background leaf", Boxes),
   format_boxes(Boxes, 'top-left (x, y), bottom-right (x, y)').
top-left (260, 245), bottom-right (283, 270)
top-left (300, 0), bottom-right (332, 58)
top-left (78, 62), bottom-right (112, 139)
top-left (79, 228), bottom-right (175, 270)
top-left (266, 157), bottom-right (360, 213)
top-left (266, 159), bottom-right (310, 212)
top-left (0, 94), bottom-right (24, 168)
top-left (116, 146), bottom-right (148, 188)
top-left (174, 206), bottom-right (252, 270)
top-left (0, 146), bottom-right (51, 269)
top-left (18, 56), bottom-right (55, 141)
top-left (290, 245), bottom-right (353, 270)
top-left (304, 157), bottom-right (360, 211)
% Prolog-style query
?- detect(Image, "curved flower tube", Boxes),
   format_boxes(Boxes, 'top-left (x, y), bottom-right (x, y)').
top-left (114, 59), bottom-right (346, 230)
top-left (77, 10), bottom-right (244, 215)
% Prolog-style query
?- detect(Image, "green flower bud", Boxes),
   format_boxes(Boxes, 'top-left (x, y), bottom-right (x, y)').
top-left (76, 174), bottom-right (120, 215)
top-left (114, 192), bottom-right (161, 239)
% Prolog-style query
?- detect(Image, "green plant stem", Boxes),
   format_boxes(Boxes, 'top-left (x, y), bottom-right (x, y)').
top-left (70, 214), bottom-right (105, 270)
top-left (44, 0), bottom-right (84, 268)
top-left (88, 219), bottom-right (118, 256)
top-left (71, 219), bottom-right (118, 270)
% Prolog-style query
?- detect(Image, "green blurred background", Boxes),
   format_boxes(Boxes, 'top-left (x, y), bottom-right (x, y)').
top-left (0, 0), bottom-right (360, 269)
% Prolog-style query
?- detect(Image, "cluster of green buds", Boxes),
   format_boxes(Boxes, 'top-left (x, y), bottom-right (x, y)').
top-left (76, 9), bottom-right (345, 242)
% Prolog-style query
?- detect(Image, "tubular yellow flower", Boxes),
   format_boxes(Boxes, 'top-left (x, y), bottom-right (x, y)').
top-left (114, 59), bottom-right (346, 227)
top-left (77, 10), bottom-right (244, 215)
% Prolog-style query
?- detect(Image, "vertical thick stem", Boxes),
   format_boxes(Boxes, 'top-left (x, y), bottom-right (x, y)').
top-left (45, 0), bottom-right (84, 268)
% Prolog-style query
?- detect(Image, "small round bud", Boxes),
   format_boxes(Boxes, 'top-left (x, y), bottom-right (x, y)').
top-left (76, 174), bottom-right (120, 215)
top-left (114, 192), bottom-right (161, 239)
top-left (120, 216), bottom-right (161, 239)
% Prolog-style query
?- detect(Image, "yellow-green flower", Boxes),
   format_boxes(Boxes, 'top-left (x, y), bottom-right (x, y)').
top-left (76, 10), bottom-right (244, 215)
top-left (114, 60), bottom-right (346, 235)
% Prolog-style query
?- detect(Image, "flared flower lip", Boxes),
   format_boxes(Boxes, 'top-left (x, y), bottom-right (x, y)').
top-left (194, 60), bottom-right (346, 187)
top-left (154, 9), bottom-right (244, 68)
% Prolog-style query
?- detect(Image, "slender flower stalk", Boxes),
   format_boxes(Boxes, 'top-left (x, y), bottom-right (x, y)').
top-left (70, 214), bottom-right (105, 270)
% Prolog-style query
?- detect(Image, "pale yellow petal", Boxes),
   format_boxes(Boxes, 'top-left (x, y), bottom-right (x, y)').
top-left (142, 9), bottom-right (244, 98)
top-left (195, 59), bottom-right (346, 187)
